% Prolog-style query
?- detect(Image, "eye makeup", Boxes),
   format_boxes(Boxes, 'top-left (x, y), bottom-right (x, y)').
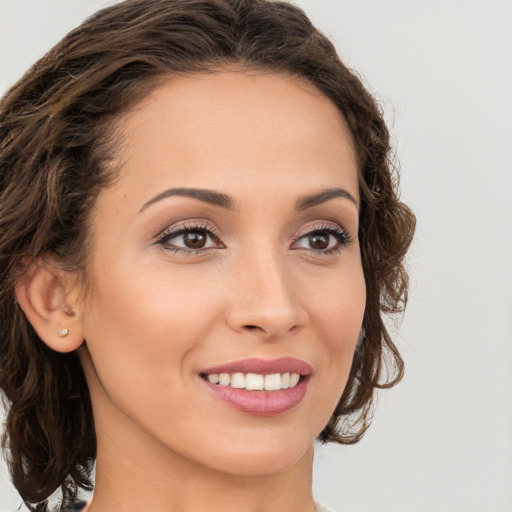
top-left (152, 217), bottom-right (352, 258)
top-left (153, 221), bottom-right (224, 255)
top-left (290, 221), bottom-right (352, 255)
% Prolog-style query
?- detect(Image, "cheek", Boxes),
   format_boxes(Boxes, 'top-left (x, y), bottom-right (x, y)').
top-left (84, 257), bottom-right (219, 341)
top-left (309, 255), bottom-right (366, 335)
top-left (309, 260), bottom-right (366, 391)
top-left (79, 264), bottom-right (219, 412)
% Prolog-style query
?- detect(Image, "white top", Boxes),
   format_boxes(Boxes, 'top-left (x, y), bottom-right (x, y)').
top-left (315, 503), bottom-right (336, 512)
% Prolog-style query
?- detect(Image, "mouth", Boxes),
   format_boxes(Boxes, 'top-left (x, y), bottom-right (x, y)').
top-left (200, 371), bottom-right (303, 391)
top-left (199, 358), bottom-right (312, 416)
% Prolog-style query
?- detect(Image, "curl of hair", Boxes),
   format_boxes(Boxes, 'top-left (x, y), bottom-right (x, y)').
top-left (0, 0), bottom-right (415, 508)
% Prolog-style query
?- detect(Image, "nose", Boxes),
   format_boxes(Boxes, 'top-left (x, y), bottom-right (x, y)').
top-left (225, 246), bottom-right (308, 340)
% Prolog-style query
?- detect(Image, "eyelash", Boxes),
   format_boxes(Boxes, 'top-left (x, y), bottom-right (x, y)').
top-left (154, 221), bottom-right (351, 255)
top-left (290, 222), bottom-right (351, 255)
top-left (154, 222), bottom-right (224, 255)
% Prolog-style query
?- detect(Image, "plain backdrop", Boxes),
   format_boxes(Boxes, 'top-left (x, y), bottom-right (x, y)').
top-left (1, 1), bottom-right (511, 511)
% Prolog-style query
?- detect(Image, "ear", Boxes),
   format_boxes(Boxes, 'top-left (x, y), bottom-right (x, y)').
top-left (15, 259), bottom-right (84, 353)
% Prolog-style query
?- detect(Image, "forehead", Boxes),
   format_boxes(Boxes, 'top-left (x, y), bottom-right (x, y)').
top-left (104, 70), bottom-right (359, 209)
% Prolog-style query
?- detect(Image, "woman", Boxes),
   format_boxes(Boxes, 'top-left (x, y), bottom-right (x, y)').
top-left (0, 0), bottom-right (415, 511)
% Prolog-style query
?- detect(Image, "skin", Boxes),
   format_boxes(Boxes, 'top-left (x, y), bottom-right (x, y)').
top-left (19, 71), bottom-right (366, 511)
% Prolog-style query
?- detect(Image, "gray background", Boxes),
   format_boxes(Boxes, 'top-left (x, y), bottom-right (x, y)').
top-left (1, 1), bottom-right (511, 511)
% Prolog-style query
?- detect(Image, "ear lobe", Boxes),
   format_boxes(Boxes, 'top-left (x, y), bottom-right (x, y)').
top-left (15, 260), bottom-right (84, 353)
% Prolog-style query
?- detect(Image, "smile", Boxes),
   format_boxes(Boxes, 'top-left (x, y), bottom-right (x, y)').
top-left (202, 372), bottom-right (301, 391)
top-left (199, 358), bottom-right (312, 416)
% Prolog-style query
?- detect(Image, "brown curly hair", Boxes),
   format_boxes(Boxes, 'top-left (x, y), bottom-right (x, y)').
top-left (0, 0), bottom-right (415, 509)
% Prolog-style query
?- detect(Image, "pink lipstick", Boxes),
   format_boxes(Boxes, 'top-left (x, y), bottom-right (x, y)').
top-left (199, 357), bottom-right (312, 416)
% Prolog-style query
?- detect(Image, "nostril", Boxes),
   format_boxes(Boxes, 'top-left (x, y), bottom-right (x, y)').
top-left (244, 325), bottom-right (259, 331)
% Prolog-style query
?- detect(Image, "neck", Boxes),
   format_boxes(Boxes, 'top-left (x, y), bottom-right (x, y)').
top-left (88, 433), bottom-right (316, 512)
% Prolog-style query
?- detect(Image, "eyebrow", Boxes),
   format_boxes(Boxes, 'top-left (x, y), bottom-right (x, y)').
top-left (139, 187), bottom-right (234, 213)
top-left (295, 187), bottom-right (358, 210)
top-left (139, 185), bottom-right (357, 214)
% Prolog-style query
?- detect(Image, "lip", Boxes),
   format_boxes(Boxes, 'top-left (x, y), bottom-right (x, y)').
top-left (199, 357), bottom-right (312, 417)
top-left (200, 357), bottom-right (313, 376)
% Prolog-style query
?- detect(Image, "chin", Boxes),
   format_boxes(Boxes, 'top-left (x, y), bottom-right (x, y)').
top-left (189, 430), bottom-right (315, 477)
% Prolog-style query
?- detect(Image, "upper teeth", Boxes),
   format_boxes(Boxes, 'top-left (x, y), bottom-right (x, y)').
top-left (207, 372), bottom-right (301, 391)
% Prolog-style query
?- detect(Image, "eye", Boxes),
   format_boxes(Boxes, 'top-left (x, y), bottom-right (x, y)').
top-left (291, 224), bottom-right (350, 253)
top-left (155, 223), bottom-right (223, 253)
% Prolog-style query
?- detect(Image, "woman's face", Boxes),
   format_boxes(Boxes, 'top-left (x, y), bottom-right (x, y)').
top-left (77, 71), bottom-right (365, 476)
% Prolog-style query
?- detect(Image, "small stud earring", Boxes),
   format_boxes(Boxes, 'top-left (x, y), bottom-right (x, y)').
top-left (57, 329), bottom-right (69, 338)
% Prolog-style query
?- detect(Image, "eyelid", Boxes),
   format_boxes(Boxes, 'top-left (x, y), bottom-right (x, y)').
top-left (153, 220), bottom-right (224, 249)
top-left (291, 220), bottom-right (350, 241)
top-left (290, 220), bottom-right (352, 252)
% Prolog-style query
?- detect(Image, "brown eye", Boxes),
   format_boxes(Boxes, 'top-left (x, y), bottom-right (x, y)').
top-left (157, 225), bottom-right (221, 253)
top-left (308, 233), bottom-right (329, 250)
top-left (183, 231), bottom-right (207, 249)
top-left (291, 225), bottom-right (349, 253)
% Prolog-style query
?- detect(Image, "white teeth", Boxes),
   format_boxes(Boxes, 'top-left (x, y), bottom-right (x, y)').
top-left (218, 373), bottom-right (231, 386)
top-left (230, 372), bottom-right (245, 389)
top-left (264, 373), bottom-right (281, 391)
top-left (245, 373), bottom-right (264, 390)
top-left (205, 371), bottom-right (303, 391)
top-left (208, 374), bottom-right (220, 384)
